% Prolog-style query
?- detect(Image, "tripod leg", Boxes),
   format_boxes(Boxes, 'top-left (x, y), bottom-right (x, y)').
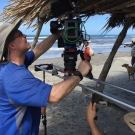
top-left (41, 108), bottom-right (47, 135)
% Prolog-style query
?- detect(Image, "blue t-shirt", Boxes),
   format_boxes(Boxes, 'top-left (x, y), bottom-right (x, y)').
top-left (0, 51), bottom-right (52, 135)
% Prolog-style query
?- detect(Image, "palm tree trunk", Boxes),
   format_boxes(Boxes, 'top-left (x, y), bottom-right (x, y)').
top-left (31, 18), bottom-right (44, 50)
top-left (95, 18), bottom-right (133, 95)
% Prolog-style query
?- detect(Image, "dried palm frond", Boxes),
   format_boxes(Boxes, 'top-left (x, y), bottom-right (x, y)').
top-left (0, 0), bottom-right (135, 30)
top-left (0, 0), bottom-right (55, 26)
top-left (102, 13), bottom-right (135, 34)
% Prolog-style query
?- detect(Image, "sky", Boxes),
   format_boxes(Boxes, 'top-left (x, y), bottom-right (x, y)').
top-left (0, 1), bottom-right (135, 36)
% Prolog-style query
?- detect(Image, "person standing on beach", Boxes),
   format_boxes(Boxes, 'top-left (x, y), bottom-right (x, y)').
top-left (124, 38), bottom-right (135, 66)
top-left (0, 19), bottom-right (91, 135)
top-left (86, 102), bottom-right (102, 135)
top-left (80, 40), bottom-right (94, 79)
top-left (83, 40), bottom-right (94, 62)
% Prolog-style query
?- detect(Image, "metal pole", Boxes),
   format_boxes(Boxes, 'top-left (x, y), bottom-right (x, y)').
top-left (51, 64), bottom-right (135, 95)
top-left (78, 84), bottom-right (135, 111)
top-left (92, 78), bottom-right (135, 95)
top-left (36, 66), bottom-right (135, 111)
top-left (42, 70), bottom-right (47, 135)
top-left (36, 66), bottom-right (64, 79)
top-left (43, 71), bottom-right (45, 83)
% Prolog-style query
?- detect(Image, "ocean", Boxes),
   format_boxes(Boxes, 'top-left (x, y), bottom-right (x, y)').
top-left (27, 34), bottom-right (135, 59)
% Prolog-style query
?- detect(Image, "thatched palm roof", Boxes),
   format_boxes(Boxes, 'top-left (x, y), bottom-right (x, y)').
top-left (1, 0), bottom-right (135, 29)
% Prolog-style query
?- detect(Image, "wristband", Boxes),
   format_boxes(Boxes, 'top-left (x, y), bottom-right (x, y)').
top-left (73, 71), bottom-right (83, 80)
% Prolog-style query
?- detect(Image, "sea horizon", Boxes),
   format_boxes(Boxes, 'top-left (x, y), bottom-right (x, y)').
top-left (26, 34), bottom-right (134, 59)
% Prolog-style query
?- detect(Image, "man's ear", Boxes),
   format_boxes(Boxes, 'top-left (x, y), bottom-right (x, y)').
top-left (8, 42), bottom-right (15, 49)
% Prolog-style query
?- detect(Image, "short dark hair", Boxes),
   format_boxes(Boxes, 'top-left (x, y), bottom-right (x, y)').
top-left (84, 40), bottom-right (89, 44)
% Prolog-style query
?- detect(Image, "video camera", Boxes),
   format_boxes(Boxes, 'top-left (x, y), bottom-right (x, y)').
top-left (50, 18), bottom-right (83, 73)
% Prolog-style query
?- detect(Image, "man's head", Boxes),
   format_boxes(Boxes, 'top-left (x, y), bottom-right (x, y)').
top-left (84, 40), bottom-right (89, 47)
top-left (124, 112), bottom-right (135, 133)
top-left (8, 30), bottom-right (31, 56)
top-left (0, 19), bottom-right (30, 62)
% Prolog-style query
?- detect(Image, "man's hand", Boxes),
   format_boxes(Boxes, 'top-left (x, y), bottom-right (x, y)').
top-left (78, 60), bottom-right (92, 77)
top-left (86, 102), bottom-right (102, 135)
top-left (86, 102), bottom-right (97, 123)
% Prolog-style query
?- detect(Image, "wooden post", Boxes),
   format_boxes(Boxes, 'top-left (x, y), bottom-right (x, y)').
top-left (95, 18), bottom-right (133, 100)
top-left (31, 17), bottom-right (44, 50)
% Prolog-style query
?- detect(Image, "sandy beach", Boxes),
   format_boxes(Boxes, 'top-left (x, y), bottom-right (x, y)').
top-left (29, 51), bottom-right (134, 135)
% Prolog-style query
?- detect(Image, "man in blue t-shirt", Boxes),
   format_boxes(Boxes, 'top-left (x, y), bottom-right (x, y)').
top-left (0, 19), bottom-right (91, 135)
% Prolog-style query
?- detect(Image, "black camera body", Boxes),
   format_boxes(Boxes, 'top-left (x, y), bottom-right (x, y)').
top-left (50, 21), bottom-right (63, 35)
top-left (50, 19), bottom-right (82, 73)
top-left (63, 45), bottom-right (78, 72)
top-left (50, 19), bottom-right (81, 47)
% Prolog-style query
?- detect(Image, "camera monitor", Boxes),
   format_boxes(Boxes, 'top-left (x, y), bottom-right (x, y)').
top-left (64, 20), bottom-right (79, 39)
